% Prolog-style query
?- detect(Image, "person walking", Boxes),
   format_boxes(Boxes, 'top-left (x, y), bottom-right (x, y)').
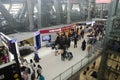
top-left (29, 59), bottom-right (36, 69)
top-left (31, 69), bottom-right (35, 80)
top-left (74, 32), bottom-right (78, 48)
top-left (81, 40), bottom-right (86, 51)
top-left (34, 47), bottom-right (40, 62)
top-left (80, 29), bottom-right (84, 39)
top-left (86, 44), bottom-right (91, 57)
top-left (37, 64), bottom-right (42, 79)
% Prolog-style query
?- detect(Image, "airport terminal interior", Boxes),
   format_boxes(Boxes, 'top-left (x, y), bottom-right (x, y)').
top-left (0, 0), bottom-right (120, 80)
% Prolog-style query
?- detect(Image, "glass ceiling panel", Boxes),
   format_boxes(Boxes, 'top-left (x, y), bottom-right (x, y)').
top-left (10, 4), bottom-right (23, 15)
top-left (3, 4), bottom-right (10, 10)
top-left (72, 4), bottom-right (80, 11)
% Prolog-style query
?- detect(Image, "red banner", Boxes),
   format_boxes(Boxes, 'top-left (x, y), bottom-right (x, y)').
top-left (40, 28), bottom-right (61, 34)
top-left (96, 0), bottom-right (111, 3)
top-left (61, 26), bottom-right (72, 30)
top-left (70, 0), bottom-right (78, 3)
top-left (40, 25), bottom-right (74, 34)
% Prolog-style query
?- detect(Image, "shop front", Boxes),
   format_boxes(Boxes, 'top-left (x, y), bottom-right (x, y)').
top-left (40, 28), bottom-right (61, 47)
top-left (8, 32), bottom-right (35, 57)
top-left (39, 24), bottom-right (75, 47)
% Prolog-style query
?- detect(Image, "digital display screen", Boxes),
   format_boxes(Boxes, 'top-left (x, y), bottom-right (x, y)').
top-left (42, 35), bottom-right (51, 42)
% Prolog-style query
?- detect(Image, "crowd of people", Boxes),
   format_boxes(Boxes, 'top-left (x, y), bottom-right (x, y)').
top-left (20, 59), bottom-right (44, 80)
top-left (0, 23), bottom-right (105, 80)
top-left (53, 23), bottom-right (105, 60)
top-left (20, 47), bottom-right (44, 80)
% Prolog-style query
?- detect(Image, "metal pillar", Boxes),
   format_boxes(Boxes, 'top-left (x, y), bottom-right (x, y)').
top-left (8, 3), bottom-right (12, 12)
top-left (54, 0), bottom-right (61, 25)
top-left (87, 0), bottom-right (91, 20)
top-left (26, 0), bottom-right (34, 31)
top-left (40, 0), bottom-right (52, 27)
top-left (37, 0), bottom-right (42, 29)
top-left (111, 0), bottom-right (119, 16)
top-left (18, 2), bottom-right (27, 20)
top-left (11, 42), bottom-right (22, 80)
top-left (107, 0), bottom-right (119, 35)
top-left (100, 3), bottom-right (104, 18)
top-left (67, 0), bottom-right (71, 24)
top-left (78, 0), bottom-right (89, 20)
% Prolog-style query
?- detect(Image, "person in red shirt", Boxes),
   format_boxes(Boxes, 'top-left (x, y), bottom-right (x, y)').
top-left (2, 53), bottom-right (8, 63)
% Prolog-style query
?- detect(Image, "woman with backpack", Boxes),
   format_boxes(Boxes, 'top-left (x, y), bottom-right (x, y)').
top-left (37, 64), bottom-right (42, 79)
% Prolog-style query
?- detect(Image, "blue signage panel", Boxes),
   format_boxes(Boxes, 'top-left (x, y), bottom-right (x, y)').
top-left (35, 34), bottom-right (41, 50)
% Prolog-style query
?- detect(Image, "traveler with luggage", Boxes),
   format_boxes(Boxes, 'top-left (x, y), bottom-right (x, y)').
top-left (61, 50), bottom-right (73, 61)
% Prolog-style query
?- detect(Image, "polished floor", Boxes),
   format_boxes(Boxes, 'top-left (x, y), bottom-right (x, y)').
top-left (23, 33), bottom-right (99, 80)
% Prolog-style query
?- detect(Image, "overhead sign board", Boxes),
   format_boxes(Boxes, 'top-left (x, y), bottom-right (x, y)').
top-left (96, 0), bottom-right (111, 3)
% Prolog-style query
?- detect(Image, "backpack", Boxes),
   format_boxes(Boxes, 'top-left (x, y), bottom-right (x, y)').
top-left (39, 75), bottom-right (45, 80)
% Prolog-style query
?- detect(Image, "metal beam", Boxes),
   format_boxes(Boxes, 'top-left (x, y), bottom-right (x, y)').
top-left (37, 0), bottom-right (42, 29)
top-left (1, 0), bottom-right (25, 4)
top-left (87, 0), bottom-right (92, 20)
top-left (67, 0), bottom-right (71, 24)
top-left (54, 0), bottom-right (61, 24)
top-left (0, 1), bottom-right (16, 27)
top-left (26, 0), bottom-right (34, 31)
top-left (17, 2), bottom-right (27, 20)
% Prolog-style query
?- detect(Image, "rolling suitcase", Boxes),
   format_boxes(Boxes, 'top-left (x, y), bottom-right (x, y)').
top-left (67, 52), bottom-right (73, 60)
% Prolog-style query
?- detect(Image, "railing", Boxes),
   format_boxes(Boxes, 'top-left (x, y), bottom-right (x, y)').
top-left (52, 39), bottom-right (103, 80)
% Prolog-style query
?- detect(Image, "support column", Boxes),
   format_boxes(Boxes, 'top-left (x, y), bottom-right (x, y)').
top-left (100, 3), bottom-right (104, 18)
top-left (8, 3), bottom-right (12, 12)
top-left (54, 0), bottom-right (61, 25)
top-left (18, 2), bottom-right (27, 20)
top-left (87, 0), bottom-right (91, 20)
top-left (107, 0), bottom-right (119, 34)
top-left (111, 0), bottom-right (119, 16)
top-left (67, 0), bottom-right (71, 24)
top-left (37, 0), bottom-right (42, 29)
top-left (26, 0), bottom-right (34, 31)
